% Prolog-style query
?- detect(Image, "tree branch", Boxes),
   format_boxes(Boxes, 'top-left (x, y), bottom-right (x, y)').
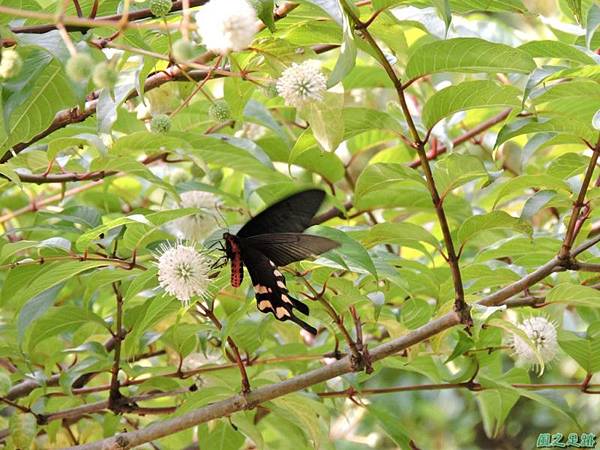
top-left (341, 1), bottom-right (468, 323)
top-left (318, 381), bottom-right (600, 398)
top-left (5, 0), bottom-right (208, 34)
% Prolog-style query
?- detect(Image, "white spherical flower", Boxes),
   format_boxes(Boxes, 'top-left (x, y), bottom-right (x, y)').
top-left (156, 243), bottom-right (211, 305)
top-left (171, 191), bottom-right (219, 241)
top-left (276, 60), bottom-right (328, 108)
top-left (195, 0), bottom-right (259, 54)
top-left (511, 316), bottom-right (558, 369)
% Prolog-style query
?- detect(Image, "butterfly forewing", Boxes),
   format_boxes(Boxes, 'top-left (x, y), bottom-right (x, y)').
top-left (237, 189), bottom-right (326, 237)
top-left (223, 188), bottom-right (340, 334)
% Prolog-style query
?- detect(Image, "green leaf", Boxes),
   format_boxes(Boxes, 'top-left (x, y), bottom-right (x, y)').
top-left (367, 405), bottom-right (413, 449)
top-left (401, 298), bottom-right (434, 329)
top-left (559, 326), bottom-right (600, 373)
top-left (10, 261), bottom-right (111, 311)
top-left (328, 7), bottom-right (357, 87)
top-left (495, 116), bottom-right (597, 146)
top-left (231, 412), bottom-right (264, 449)
top-left (533, 80), bottom-right (600, 135)
top-left (362, 222), bottom-right (439, 249)
top-left (186, 134), bottom-right (288, 183)
top-left (299, 92), bottom-right (344, 152)
top-left (28, 306), bottom-right (107, 351)
top-left (75, 215), bottom-right (150, 251)
top-left (343, 107), bottom-right (403, 135)
top-left (354, 163), bottom-right (426, 210)
top-left (586, 3), bottom-right (600, 48)
top-left (405, 38), bottom-right (535, 79)
top-left (546, 65), bottom-right (600, 83)
top-left (199, 420), bottom-right (245, 450)
top-left (287, 131), bottom-right (345, 182)
top-left (457, 211), bottom-right (532, 247)
top-left (251, 0), bottom-right (276, 31)
top-left (224, 76), bottom-right (255, 120)
top-left (17, 284), bottom-right (63, 344)
top-left (433, 153), bottom-right (490, 197)
top-left (125, 267), bottom-right (158, 301)
top-left (123, 296), bottom-right (181, 358)
top-left (0, 162), bottom-right (22, 188)
top-left (493, 174), bottom-right (571, 208)
top-left (0, 54), bottom-right (77, 153)
top-left (446, 330), bottom-right (475, 362)
top-left (547, 153), bottom-right (589, 179)
top-left (111, 131), bottom-right (191, 155)
top-left (269, 394), bottom-right (328, 446)
top-left (309, 225), bottom-right (378, 277)
top-left (519, 40), bottom-right (595, 65)
top-left (422, 80), bottom-right (520, 129)
top-left (161, 323), bottom-right (199, 358)
top-left (546, 283), bottom-right (600, 309)
top-left (476, 369), bottom-right (529, 438)
top-left (76, 209), bottom-right (197, 251)
top-left (565, 0), bottom-right (583, 23)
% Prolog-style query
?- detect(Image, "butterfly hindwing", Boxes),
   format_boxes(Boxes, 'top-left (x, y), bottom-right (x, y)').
top-left (243, 233), bottom-right (340, 266)
top-left (237, 189), bottom-right (326, 238)
top-left (241, 245), bottom-right (317, 335)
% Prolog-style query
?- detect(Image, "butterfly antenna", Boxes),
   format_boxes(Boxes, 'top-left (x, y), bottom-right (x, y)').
top-left (214, 203), bottom-right (229, 230)
top-left (205, 239), bottom-right (221, 251)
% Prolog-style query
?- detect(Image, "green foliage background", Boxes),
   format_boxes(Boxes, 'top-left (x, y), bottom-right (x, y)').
top-left (1, 0), bottom-right (600, 448)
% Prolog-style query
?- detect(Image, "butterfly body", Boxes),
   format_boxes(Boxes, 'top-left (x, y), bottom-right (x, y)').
top-left (222, 189), bottom-right (340, 334)
top-left (223, 232), bottom-right (244, 288)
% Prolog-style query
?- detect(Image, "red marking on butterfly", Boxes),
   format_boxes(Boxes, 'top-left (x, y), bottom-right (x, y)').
top-left (223, 232), bottom-right (243, 288)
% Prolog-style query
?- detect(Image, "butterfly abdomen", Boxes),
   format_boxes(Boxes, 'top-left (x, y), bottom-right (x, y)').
top-left (231, 252), bottom-right (243, 287)
top-left (224, 233), bottom-right (244, 288)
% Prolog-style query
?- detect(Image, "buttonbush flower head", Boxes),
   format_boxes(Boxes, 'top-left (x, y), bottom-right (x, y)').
top-left (149, 0), bottom-right (172, 17)
top-left (0, 48), bottom-right (23, 79)
top-left (208, 99), bottom-right (231, 122)
top-left (66, 53), bottom-right (95, 82)
top-left (195, 0), bottom-right (258, 54)
top-left (150, 113), bottom-right (171, 133)
top-left (92, 62), bottom-right (118, 89)
top-left (156, 242), bottom-right (211, 305)
top-left (276, 60), bottom-right (327, 108)
top-left (171, 191), bottom-right (219, 240)
top-left (511, 316), bottom-right (558, 370)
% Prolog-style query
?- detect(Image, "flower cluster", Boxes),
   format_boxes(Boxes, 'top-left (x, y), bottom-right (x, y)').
top-left (276, 60), bottom-right (328, 108)
top-left (156, 243), bottom-right (211, 305)
top-left (195, 0), bottom-right (258, 54)
top-left (170, 190), bottom-right (219, 241)
top-left (511, 316), bottom-right (558, 369)
top-left (0, 48), bottom-right (23, 79)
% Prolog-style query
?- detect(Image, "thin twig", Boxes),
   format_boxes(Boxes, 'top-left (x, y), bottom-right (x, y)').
top-left (559, 135), bottom-right (600, 259)
top-left (195, 304), bottom-right (251, 393)
top-left (4, 1), bottom-right (204, 33)
top-left (108, 282), bottom-right (125, 411)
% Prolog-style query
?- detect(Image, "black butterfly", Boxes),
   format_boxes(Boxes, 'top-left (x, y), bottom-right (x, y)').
top-left (221, 189), bottom-right (340, 334)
